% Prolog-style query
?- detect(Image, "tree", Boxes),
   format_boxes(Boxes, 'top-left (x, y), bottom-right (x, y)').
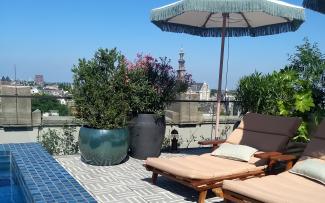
top-left (32, 96), bottom-right (69, 116)
top-left (285, 38), bottom-right (325, 110)
top-left (236, 39), bottom-right (325, 142)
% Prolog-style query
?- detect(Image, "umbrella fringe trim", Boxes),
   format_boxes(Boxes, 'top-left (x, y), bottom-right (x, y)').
top-left (151, 0), bottom-right (305, 22)
top-left (152, 20), bottom-right (304, 37)
top-left (303, 0), bottom-right (325, 13)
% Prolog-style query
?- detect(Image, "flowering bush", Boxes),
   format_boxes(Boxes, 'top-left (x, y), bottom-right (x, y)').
top-left (127, 54), bottom-right (191, 114)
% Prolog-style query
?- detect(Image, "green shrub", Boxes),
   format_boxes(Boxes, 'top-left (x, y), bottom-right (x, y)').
top-left (72, 48), bottom-right (130, 129)
top-left (38, 126), bottom-right (79, 155)
top-left (32, 95), bottom-right (69, 116)
top-left (236, 40), bottom-right (325, 142)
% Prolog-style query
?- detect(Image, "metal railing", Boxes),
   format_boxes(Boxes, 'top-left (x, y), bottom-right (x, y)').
top-left (0, 95), bottom-right (241, 127)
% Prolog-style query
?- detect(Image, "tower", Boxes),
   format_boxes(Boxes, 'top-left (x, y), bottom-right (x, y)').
top-left (177, 48), bottom-right (186, 81)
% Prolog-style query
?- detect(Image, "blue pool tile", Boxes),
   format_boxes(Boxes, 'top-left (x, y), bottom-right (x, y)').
top-left (0, 143), bottom-right (96, 203)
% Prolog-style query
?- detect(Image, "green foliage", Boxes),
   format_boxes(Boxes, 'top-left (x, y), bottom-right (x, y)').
top-left (37, 126), bottom-right (79, 155)
top-left (294, 122), bottom-right (309, 143)
top-left (236, 39), bottom-right (325, 142)
top-left (127, 55), bottom-right (191, 114)
top-left (210, 89), bottom-right (217, 96)
top-left (32, 96), bottom-right (69, 116)
top-left (58, 83), bottom-right (72, 92)
top-left (72, 48), bottom-right (130, 129)
top-left (285, 38), bottom-right (325, 110)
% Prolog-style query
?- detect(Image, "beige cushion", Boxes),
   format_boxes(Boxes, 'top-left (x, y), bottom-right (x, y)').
top-left (211, 143), bottom-right (257, 162)
top-left (223, 171), bottom-right (325, 203)
top-left (238, 113), bottom-right (301, 137)
top-left (145, 153), bottom-right (265, 180)
top-left (227, 128), bottom-right (289, 152)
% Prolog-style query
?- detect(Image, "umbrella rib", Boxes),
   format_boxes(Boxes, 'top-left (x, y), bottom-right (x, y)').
top-left (239, 12), bottom-right (251, 28)
top-left (202, 13), bottom-right (214, 28)
top-left (165, 12), bottom-right (184, 22)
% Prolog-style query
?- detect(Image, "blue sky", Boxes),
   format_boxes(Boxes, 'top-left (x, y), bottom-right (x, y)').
top-left (0, 0), bottom-right (324, 89)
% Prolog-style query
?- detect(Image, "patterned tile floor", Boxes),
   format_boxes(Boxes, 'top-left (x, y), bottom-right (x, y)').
top-left (56, 148), bottom-right (224, 203)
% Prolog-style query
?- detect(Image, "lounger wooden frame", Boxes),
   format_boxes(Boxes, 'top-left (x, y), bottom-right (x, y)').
top-left (144, 140), bottom-right (282, 203)
top-left (145, 164), bottom-right (265, 202)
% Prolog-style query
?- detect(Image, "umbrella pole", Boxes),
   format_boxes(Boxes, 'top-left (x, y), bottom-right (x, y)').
top-left (215, 13), bottom-right (228, 139)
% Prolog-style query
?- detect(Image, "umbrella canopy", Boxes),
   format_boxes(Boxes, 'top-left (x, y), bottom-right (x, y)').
top-left (151, 0), bottom-right (305, 138)
top-left (303, 0), bottom-right (325, 14)
top-left (151, 0), bottom-right (305, 37)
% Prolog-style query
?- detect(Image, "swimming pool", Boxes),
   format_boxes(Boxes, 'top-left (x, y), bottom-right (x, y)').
top-left (0, 151), bottom-right (26, 203)
top-left (0, 143), bottom-right (96, 203)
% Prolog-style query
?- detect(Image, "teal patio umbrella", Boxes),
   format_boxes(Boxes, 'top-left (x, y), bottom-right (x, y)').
top-left (151, 0), bottom-right (305, 138)
top-left (303, 0), bottom-right (325, 14)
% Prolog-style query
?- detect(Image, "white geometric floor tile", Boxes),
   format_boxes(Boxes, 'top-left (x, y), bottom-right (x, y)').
top-left (56, 148), bottom-right (224, 203)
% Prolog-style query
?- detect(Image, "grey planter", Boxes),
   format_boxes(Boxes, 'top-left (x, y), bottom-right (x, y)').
top-left (129, 114), bottom-right (166, 160)
top-left (79, 126), bottom-right (129, 166)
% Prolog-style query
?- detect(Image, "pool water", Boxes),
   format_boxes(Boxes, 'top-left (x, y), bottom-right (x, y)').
top-left (0, 153), bottom-right (26, 203)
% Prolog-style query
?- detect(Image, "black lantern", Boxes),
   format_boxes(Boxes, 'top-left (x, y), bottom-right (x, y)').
top-left (170, 129), bottom-right (179, 153)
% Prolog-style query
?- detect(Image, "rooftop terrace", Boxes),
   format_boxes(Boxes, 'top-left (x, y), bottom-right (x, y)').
top-left (56, 148), bottom-right (223, 203)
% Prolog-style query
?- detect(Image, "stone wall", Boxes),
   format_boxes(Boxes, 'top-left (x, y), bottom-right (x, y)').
top-left (0, 85), bottom-right (32, 126)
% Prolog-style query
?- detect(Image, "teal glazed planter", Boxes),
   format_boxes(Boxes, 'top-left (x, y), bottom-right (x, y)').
top-left (79, 126), bottom-right (129, 166)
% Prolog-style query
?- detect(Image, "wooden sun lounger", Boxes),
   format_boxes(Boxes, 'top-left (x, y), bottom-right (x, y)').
top-left (144, 113), bottom-right (302, 203)
top-left (145, 149), bottom-right (281, 202)
top-left (222, 120), bottom-right (325, 203)
top-left (222, 154), bottom-right (297, 203)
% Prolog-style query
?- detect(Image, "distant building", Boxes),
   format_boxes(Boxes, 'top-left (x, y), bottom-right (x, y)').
top-left (186, 82), bottom-right (210, 100)
top-left (43, 85), bottom-right (63, 96)
top-left (58, 99), bottom-right (67, 105)
top-left (34, 75), bottom-right (44, 86)
top-left (1, 76), bottom-right (12, 85)
top-left (177, 48), bottom-right (186, 81)
top-left (165, 49), bottom-right (206, 125)
top-left (175, 49), bottom-right (210, 101)
top-left (31, 87), bottom-right (40, 95)
top-left (43, 110), bottom-right (59, 117)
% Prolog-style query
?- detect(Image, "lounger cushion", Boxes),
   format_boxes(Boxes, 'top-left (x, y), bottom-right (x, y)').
top-left (312, 119), bottom-right (325, 138)
top-left (146, 154), bottom-right (265, 180)
top-left (211, 143), bottom-right (257, 162)
top-left (227, 128), bottom-right (289, 152)
top-left (238, 113), bottom-right (301, 137)
top-left (223, 171), bottom-right (325, 203)
top-left (225, 113), bottom-right (301, 152)
top-left (303, 138), bottom-right (325, 160)
top-left (290, 158), bottom-right (325, 185)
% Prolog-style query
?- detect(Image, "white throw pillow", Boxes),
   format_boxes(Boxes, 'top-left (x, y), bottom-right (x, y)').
top-left (290, 158), bottom-right (325, 185)
top-left (211, 143), bottom-right (258, 162)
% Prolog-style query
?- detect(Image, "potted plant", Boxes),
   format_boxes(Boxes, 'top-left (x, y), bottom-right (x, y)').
top-left (127, 54), bottom-right (190, 159)
top-left (72, 48), bottom-right (130, 166)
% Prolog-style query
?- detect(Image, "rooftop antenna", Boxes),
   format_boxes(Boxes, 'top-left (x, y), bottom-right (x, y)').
top-left (14, 65), bottom-right (18, 124)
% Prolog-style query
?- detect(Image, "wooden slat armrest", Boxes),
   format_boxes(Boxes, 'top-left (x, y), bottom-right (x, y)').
top-left (270, 154), bottom-right (297, 170)
top-left (270, 154), bottom-right (297, 162)
top-left (254, 151), bottom-right (282, 159)
top-left (198, 140), bottom-right (226, 146)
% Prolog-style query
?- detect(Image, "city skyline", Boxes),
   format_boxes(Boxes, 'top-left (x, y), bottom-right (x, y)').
top-left (0, 0), bottom-right (324, 89)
